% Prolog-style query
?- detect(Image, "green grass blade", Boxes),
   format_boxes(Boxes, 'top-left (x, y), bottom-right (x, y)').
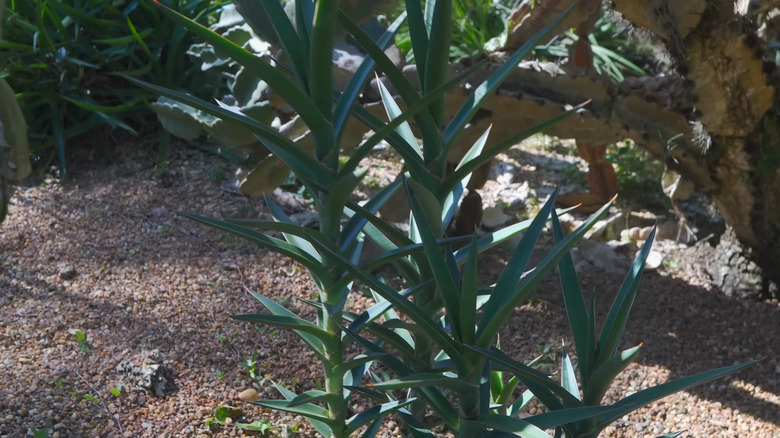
top-left (443, 4), bottom-right (574, 149)
top-left (551, 208), bottom-right (594, 385)
top-left (90, 111), bottom-right (138, 135)
top-left (126, 16), bottom-right (155, 69)
top-left (40, 3), bottom-right (69, 46)
top-left (597, 227), bottom-right (656, 365)
top-left (94, 28), bottom-right (154, 45)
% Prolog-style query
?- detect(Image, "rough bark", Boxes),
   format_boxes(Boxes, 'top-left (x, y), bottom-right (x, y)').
top-left (464, 0), bottom-right (780, 297)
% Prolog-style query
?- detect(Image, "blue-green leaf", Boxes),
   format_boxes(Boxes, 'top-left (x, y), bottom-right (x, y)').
top-left (583, 345), bottom-right (641, 406)
top-left (345, 399), bottom-right (416, 435)
top-left (552, 208), bottom-right (595, 386)
top-left (599, 361), bottom-right (758, 427)
top-left (597, 227), bottom-right (656, 365)
top-left (561, 343), bottom-right (580, 400)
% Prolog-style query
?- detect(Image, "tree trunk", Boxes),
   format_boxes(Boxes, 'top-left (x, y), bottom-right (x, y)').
top-left (455, 0), bottom-right (780, 298)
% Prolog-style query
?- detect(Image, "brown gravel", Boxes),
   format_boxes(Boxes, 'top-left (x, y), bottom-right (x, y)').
top-left (1, 140), bottom-right (778, 437)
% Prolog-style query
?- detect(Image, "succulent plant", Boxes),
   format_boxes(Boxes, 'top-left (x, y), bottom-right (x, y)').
top-left (0, 0), bottom-right (31, 224)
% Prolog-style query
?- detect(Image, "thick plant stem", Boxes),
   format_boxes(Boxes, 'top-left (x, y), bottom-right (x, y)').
top-left (325, 340), bottom-right (348, 437)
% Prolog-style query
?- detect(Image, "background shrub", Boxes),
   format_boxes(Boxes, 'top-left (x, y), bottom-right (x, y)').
top-left (0, 0), bottom-right (226, 178)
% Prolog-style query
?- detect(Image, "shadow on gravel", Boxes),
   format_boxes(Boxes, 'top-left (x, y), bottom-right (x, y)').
top-left (513, 267), bottom-right (780, 428)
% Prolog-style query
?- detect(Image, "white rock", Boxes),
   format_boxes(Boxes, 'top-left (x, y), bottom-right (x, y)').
top-left (644, 250), bottom-right (664, 271)
top-left (481, 206), bottom-right (511, 228)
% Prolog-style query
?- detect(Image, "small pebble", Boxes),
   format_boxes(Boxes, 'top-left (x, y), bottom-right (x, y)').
top-left (238, 388), bottom-right (259, 402)
top-left (58, 265), bottom-right (77, 280)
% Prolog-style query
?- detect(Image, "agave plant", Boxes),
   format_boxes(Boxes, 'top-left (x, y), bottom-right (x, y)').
top-left (129, 0), bottom-right (756, 437)
top-left (0, 0), bottom-right (31, 223)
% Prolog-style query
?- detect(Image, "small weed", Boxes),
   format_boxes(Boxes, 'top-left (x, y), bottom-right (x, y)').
top-left (204, 405), bottom-right (242, 432)
top-left (109, 383), bottom-right (124, 397)
top-left (214, 369), bottom-right (226, 379)
top-left (73, 330), bottom-right (89, 354)
top-left (208, 165), bottom-right (226, 183)
top-left (235, 419), bottom-right (275, 434)
top-left (239, 351), bottom-right (262, 380)
top-left (282, 423), bottom-right (302, 437)
top-left (607, 140), bottom-right (669, 211)
top-left (204, 405), bottom-right (276, 435)
top-left (284, 264), bottom-right (300, 277)
top-left (662, 256), bottom-right (681, 271)
top-left (29, 426), bottom-right (50, 438)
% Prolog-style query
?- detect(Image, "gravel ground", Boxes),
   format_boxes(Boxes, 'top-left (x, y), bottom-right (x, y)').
top-left (1, 140), bottom-right (778, 438)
